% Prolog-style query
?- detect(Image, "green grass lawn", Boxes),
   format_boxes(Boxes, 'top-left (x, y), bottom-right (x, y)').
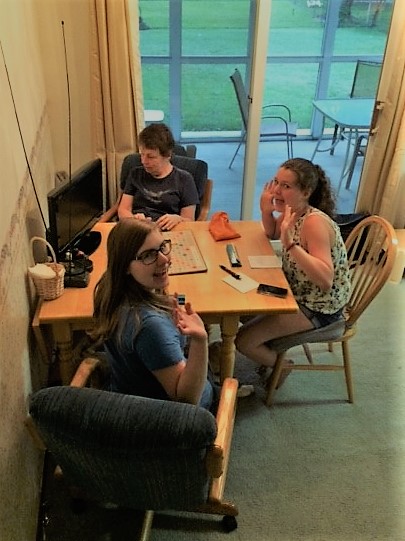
top-left (139, 0), bottom-right (392, 132)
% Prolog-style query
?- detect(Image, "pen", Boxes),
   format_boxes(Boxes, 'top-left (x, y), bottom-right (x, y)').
top-left (219, 264), bottom-right (241, 280)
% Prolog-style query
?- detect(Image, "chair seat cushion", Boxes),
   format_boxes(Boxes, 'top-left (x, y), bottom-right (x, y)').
top-left (266, 319), bottom-right (346, 352)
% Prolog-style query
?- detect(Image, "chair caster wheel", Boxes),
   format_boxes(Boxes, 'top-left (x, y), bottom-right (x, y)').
top-left (222, 515), bottom-right (238, 532)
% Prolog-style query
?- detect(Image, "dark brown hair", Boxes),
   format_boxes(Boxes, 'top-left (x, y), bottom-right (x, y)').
top-left (280, 157), bottom-right (336, 218)
top-left (90, 218), bottom-right (171, 345)
top-left (138, 123), bottom-right (175, 157)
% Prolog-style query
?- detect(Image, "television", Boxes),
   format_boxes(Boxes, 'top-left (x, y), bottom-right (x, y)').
top-left (47, 158), bottom-right (104, 261)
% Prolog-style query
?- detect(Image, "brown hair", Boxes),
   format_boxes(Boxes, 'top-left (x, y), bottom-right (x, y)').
top-left (280, 157), bottom-right (336, 218)
top-left (138, 123), bottom-right (175, 157)
top-left (90, 218), bottom-right (171, 345)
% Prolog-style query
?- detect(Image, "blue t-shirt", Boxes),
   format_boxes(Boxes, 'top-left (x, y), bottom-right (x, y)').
top-left (105, 305), bottom-right (213, 409)
top-left (123, 166), bottom-right (199, 220)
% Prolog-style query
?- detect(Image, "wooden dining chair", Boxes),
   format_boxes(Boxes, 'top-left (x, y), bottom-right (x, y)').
top-left (27, 357), bottom-right (239, 540)
top-left (265, 215), bottom-right (397, 407)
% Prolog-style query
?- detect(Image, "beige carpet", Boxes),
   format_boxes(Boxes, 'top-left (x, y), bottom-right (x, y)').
top-left (40, 280), bottom-right (405, 541)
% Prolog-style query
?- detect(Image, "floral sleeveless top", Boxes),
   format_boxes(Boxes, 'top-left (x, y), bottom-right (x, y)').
top-left (282, 207), bottom-right (351, 314)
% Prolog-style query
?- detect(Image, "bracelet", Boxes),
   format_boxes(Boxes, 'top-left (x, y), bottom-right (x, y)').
top-left (286, 242), bottom-right (296, 252)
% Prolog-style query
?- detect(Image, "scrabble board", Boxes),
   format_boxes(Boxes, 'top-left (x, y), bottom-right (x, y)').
top-left (163, 229), bottom-right (207, 275)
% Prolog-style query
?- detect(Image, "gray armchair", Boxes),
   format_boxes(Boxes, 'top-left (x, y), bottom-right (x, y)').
top-left (28, 359), bottom-right (238, 540)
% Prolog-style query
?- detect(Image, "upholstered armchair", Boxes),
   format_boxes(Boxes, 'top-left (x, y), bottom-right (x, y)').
top-left (27, 358), bottom-right (239, 539)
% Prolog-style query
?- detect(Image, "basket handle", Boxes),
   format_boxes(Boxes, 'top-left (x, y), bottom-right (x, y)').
top-left (30, 236), bottom-right (57, 266)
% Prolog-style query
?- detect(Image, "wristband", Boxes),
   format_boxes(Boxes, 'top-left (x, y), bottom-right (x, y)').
top-left (286, 242), bottom-right (296, 252)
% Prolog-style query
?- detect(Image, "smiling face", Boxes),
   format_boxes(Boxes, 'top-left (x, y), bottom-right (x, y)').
top-left (272, 167), bottom-right (311, 213)
top-left (128, 228), bottom-right (171, 290)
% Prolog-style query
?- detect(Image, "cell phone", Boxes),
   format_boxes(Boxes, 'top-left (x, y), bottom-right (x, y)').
top-left (257, 283), bottom-right (288, 298)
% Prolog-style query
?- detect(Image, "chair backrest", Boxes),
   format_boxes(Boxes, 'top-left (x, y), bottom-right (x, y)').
top-left (344, 215), bottom-right (397, 328)
top-left (120, 153), bottom-right (209, 219)
top-left (350, 60), bottom-right (382, 99)
top-left (230, 68), bottom-right (249, 130)
top-left (29, 386), bottom-right (217, 510)
top-left (173, 143), bottom-right (197, 158)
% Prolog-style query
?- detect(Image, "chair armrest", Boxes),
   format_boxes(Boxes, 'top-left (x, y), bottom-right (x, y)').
top-left (196, 178), bottom-right (213, 221)
top-left (25, 415), bottom-right (47, 451)
top-left (263, 103), bottom-right (292, 120)
top-left (206, 377), bottom-right (238, 502)
top-left (70, 357), bottom-right (101, 388)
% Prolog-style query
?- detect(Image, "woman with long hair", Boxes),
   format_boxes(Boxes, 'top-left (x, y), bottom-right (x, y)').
top-left (90, 217), bottom-right (213, 409)
top-left (235, 158), bottom-right (351, 385)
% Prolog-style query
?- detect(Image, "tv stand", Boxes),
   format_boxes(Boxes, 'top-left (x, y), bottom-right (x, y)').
top-left (62, 253), bottom-right (90, 288)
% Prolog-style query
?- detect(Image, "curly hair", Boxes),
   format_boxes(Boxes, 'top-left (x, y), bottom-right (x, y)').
top-left (280, 157), bottom-right (336, 218)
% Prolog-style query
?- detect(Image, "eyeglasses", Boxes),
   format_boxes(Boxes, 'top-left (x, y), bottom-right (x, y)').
top-left (133, 239), bottom-right (172, 265)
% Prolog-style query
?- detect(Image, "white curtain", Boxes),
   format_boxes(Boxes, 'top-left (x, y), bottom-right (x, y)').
top-left (357, 0), bottom-right (405, 228)
top-left (90, 0), bottom-right (144, 207)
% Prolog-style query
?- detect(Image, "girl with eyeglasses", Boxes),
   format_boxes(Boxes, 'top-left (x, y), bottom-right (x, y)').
top-left (90, 217), bottom-right (214, 410)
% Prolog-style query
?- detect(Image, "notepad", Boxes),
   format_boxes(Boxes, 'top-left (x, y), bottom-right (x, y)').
top-left (222, 273), bottom-right (259, 293)
top-left (248, 255), bottom-right (282, 268)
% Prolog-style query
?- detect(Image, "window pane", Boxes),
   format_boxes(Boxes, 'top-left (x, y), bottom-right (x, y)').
top-left (182, 1), bottom-right (251, 56)
top-left (335, 1), bottom-right (393, 55)
top-left (182, 64), bottom-right (245, 132)
top-left (142, 65), bottom-right (169, 122)
top-left (268, 0), bottom-right (327, 56)
top-left (139, 1), bottom-right (169, 56)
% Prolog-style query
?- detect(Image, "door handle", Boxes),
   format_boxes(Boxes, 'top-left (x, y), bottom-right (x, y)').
top-left (370, 100), bottom-right (384, 136)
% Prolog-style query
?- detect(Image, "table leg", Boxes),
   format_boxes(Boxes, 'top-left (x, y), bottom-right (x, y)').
top-left (219, 315), bottom-right (240, 382)
top-left (52, 322), bottom-right (75, 384)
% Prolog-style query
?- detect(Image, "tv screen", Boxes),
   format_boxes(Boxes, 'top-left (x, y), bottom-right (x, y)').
top-left (47, 158), bottom-right (103, 260)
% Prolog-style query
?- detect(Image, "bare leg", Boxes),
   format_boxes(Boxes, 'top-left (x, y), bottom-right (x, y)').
top-left (235, 311), bottom-right (314, 367)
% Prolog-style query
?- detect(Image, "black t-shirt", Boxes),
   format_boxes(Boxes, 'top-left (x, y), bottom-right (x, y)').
top-left (122, 166), bottom-right (199, 220)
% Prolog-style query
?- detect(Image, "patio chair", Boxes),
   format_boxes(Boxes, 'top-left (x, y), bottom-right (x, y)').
top-left (265, 215), bottom-right (397, 407)
top-left (27, 357), bottom-right (239, 540)
top-left (330, 61), bottom-right (382, 187)
top-left (228, 68), bottom-right (298, 168)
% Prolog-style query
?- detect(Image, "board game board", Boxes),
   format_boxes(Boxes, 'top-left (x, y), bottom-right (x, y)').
top-left (163, 229), bottom-right (207, 275)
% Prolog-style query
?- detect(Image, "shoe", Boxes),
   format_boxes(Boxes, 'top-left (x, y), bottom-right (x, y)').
top-left (237, 384), bottom-right (255, 398)
top-left (275, 360), bottom-right (294, 389)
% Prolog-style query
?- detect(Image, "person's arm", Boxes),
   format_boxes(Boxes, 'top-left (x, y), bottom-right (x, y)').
top-left (260, 181), bottom-right (282, 238)
top-left (118, 193), bottom-right (135, 219)
top-left (281, 209), bottom-right (335, 291)
top-left (152, 302), bottom-right (208, 405)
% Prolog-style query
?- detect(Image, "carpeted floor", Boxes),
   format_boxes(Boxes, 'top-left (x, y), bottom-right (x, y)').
top-left (38, 280), bottom-right (405, 541)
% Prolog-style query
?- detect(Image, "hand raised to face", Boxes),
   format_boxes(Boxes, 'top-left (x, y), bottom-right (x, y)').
top-left (260, 180), bottom-right (276, 213)
top-left (280, 205), bottom-right (297, 247)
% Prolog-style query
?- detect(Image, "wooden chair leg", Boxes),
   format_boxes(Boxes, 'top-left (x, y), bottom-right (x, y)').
top-left (265, 352), bottom-right (286, 407)
top-left (302, 343), bottom-right (313, 363)
top-left (341, 341), bottom-right (354, 403)
top-left (139, 510), bottom-right (154, 541)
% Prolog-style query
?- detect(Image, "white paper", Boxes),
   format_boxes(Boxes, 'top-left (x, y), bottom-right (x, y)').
top-left (248, 255), bottom-right (282, 268)
top-left (222, 273), bottom-right (259, 293)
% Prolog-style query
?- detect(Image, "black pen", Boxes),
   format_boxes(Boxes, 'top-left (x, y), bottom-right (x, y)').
top-left (219, 264), bottom-right (241, 280)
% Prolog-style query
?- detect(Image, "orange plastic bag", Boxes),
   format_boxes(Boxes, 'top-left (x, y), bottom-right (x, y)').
top-left (208, 211), bottom-right (241, 241)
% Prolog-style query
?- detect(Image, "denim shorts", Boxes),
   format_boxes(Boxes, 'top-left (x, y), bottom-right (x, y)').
top-left (298, 303), bottom-right (344, 329)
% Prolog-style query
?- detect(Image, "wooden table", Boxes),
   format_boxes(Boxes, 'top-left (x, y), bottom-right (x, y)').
top-left (33, 221), bottom-right (298, 383)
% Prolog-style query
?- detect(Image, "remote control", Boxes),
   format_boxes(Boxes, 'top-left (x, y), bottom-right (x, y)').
top-left (226, 244), bottom-right (241, 267)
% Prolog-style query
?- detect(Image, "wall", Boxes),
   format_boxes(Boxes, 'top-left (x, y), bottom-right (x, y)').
top-left (0, 1), bottom-right (93, 539)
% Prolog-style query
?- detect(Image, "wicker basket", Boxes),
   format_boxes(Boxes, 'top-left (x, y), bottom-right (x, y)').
top-left (29, 237), bottom-right (65, 300)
